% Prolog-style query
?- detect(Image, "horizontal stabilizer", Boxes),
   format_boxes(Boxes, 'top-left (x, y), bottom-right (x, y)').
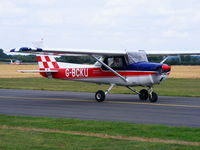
top-left (18, 70), bottom-right (58, 73)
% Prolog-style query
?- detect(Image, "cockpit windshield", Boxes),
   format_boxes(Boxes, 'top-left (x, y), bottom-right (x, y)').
top-left (127, 51), bottom-right (148, 64)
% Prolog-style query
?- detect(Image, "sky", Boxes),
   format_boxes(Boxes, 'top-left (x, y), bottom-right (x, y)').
top-left (1, 0), bottom-right (200, 53)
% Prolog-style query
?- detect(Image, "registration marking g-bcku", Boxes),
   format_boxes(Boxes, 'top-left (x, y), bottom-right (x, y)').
top-left (65, 68), bottom-right (88, 78)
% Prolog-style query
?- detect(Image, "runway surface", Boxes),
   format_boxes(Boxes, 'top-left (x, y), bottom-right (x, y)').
top-left (0, 89), bottom-right (200, 127)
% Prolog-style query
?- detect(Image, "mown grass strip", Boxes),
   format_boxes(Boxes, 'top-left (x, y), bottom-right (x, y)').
top-left (1, 128), bottom-right (199, 150)
top-left (1, 125), bottom-right (200, 146)
top-left (0, 115), bottom-right (200, 143)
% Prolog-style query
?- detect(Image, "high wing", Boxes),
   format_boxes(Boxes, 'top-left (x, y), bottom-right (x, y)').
top-left (145, 50), bottom-right (200, 56)
top-left (10, 47), bottom-right (200, 56)
top-left (10, 47), bottom-right (126, 56)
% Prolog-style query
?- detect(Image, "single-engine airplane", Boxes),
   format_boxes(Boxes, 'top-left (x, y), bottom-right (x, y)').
top-left (10, 47), bottom-right (200, 103)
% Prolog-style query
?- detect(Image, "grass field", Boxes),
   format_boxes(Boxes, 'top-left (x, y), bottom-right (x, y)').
top-left (0, 64), bottom-right (40, 78)
top-left (0, 115), bottom-right (200, 150)
top-left (170, 65), bottom-right (200, 78)
top-left (0, 77), bottom-right (200, 97)
top-left (0, 64), bottom-right (200, 78)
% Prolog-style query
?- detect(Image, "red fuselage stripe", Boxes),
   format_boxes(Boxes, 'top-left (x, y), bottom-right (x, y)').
top-left (40, 68), bottom-right (158, 79)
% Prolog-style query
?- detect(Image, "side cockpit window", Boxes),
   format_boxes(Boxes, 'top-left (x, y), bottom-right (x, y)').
top-left (102, 56), bottom-right (126, 70)
top-left (108, 57), bottom-right (123, 68)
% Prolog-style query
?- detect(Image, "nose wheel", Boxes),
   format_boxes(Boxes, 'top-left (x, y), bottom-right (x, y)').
top-left (149, 92), bottom-right (158, 102)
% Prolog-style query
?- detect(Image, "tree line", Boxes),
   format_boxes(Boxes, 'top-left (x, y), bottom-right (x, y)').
top-left (0, 49), bottom-right (200, 65)
top-left (0, 49), bottom-right (36, 62)
top-left (148, 55), bottom-right (200, 65)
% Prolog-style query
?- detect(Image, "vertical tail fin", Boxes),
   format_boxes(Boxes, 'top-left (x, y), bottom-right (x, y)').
top-left (36, 55), bottom-right (59, 69)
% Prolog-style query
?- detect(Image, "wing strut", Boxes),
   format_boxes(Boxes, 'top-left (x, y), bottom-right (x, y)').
top-left (91, 55), bottom-right (129, 83)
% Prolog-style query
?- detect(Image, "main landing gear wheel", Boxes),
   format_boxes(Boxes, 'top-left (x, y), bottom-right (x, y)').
top-left (95, 90), bottom-right (105, 102)
top-left (149, 92), bottom-right (158, 103)
top-left (139, 89), bottom-right (149, 101)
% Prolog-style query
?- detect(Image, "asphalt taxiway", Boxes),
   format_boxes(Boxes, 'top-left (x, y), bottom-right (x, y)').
top-left (0, 89), bottom-right (200, 127)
